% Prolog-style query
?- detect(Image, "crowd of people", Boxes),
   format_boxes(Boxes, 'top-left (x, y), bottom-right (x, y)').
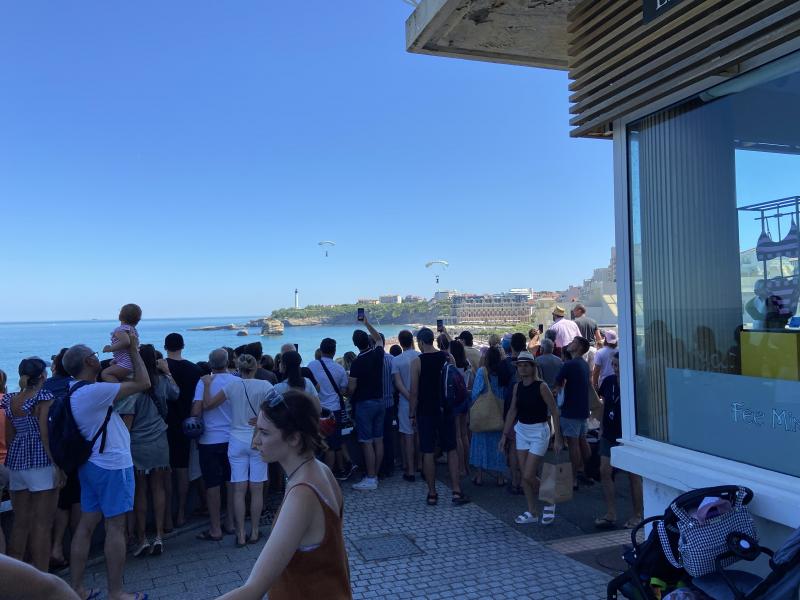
top-left (0, 302), bottom-right (642, 600)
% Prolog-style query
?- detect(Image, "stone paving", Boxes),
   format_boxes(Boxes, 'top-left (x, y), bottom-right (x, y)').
top-left (73, 476), bottom-right (611, 599)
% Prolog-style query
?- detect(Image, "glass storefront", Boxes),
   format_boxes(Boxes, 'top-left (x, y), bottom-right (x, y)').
top-left (628, 51), bottom-right (800, 477)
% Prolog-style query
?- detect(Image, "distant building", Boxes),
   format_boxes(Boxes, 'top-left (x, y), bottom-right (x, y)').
top-left (356, 298), bottom-right (380, 305)
top-left (379, 295), bottom-right (403, 304)
top-left (452, 292), bottom-right (532, 324)
top-left (404, 294), bottom-right (425, 303)
top-left (434, 290), bottom-right (457, 302)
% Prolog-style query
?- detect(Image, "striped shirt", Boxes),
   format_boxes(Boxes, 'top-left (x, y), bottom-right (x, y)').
top-left (382, 353), bottom-right (394, 408)
top-left (2, 389), bottom-right (54, 471)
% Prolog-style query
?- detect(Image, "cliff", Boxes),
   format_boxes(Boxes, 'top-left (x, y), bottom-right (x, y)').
top-left (270, 302), bottom-right (448, 327)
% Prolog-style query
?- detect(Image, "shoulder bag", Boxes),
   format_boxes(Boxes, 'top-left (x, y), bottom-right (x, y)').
top-left (469, 367), bottom-right (504, 433)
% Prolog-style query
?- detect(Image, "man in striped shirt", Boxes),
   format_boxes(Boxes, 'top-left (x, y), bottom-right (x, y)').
top-left (379, 334), bottom-right (395, 478)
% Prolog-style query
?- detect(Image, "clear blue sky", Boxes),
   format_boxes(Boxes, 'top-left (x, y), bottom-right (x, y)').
top-left (0, 1), bottom-right (614, 322)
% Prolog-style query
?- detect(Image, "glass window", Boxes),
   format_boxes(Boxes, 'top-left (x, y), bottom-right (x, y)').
top-left (628, 51), bottom-right (800, 477)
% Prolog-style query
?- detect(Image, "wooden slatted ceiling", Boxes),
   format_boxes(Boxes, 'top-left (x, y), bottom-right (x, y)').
top-left (567, 0), bottom-right (800, 138)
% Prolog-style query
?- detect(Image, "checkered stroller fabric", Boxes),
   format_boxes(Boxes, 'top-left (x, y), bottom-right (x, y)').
top-left (658, 486), bottom-right (758, 578)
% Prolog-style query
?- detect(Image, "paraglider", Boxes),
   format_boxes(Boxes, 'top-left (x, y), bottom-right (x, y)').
top-left (425, 260), bottom-right (449, 285)
top-left (318, 240), bottom-right (335, 257)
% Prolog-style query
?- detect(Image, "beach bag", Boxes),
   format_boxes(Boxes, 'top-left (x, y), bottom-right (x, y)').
top-left (48, 381), bottom-right (113, 474)
top-left (469, 368), bottom-right (504, 432)
top-left (658, 486), bottom-right (757, 577)
top-left (440, 362), bottom-right (467, 411)
top-left (538, 452), bottom-right (573, 504)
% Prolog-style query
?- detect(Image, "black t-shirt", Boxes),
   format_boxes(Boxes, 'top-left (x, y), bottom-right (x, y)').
top-left (516, 380), bottom-right (549, 425)
top-left (418, 351), bottom-right (449, 417)
top-left (599, 374), bottom-right (621, 441)
top-left (349, 346), bottom-right (385, 403)
top-left (555, 358), bottom-right (590, 420)
top-left (166, 358), bottom-right (203, 426)
top-left (574, 315), bottom-right (598, 346)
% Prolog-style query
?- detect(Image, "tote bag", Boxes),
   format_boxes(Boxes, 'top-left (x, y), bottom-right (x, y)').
top-left (469, 368), bottom-right (504, 433)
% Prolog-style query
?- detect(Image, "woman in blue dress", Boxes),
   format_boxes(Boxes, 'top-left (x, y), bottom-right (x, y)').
top-left (469, 347), bottom-right (507, 486)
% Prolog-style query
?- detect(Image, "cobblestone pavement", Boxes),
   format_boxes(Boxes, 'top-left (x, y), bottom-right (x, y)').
top-left (73, 475), bottom-right (610, 599)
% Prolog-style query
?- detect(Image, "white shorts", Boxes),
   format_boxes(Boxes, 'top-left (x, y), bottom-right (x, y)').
top-left (397, 397), bottom-right (413, 435)
top-left (227, 437), bottom-right (268, 483)
top-left (9, 466), bottom-right (56, 492)
top-left (514, 422), bottom-right (551, 457)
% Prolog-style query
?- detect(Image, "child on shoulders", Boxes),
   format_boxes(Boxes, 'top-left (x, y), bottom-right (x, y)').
top-left (101, 303), bottom-right (142, 382)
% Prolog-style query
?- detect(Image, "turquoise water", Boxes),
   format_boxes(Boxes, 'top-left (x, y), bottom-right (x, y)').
top-left (0, 317), bottom-right (409, 390)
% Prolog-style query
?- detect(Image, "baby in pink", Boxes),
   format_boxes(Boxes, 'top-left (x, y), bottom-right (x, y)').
top-left (101, 303), bottom-right (142, 382)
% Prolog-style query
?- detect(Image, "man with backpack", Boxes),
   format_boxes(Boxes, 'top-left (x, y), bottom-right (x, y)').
top-left (409, 327), bottom-right (469, 507)
top-left (59, 339), bottom-right (151, 600)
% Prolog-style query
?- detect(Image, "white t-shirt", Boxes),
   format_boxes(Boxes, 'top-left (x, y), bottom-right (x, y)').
top-left (391, 349), bottom-right (421, 401)
top-left (223, 378), bottom-right (274, 445)
top-left (594, 346), bottom-right (617, 387)
top-left (306, 357), bottom-right (348, 412)
top-left (70, 381), bottom-right (132, 471)
top-left (273, 378), bottom-right (319, 400)
top-left (193, 372), bottom-right (236, 445)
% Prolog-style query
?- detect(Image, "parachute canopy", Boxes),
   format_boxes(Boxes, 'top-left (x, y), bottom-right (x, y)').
top-left (318, 241), bottom-right (336, 247)
top-left (425, 260), bottom-right (449, 269)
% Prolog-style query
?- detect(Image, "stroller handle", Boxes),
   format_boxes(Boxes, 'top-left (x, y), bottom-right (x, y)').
top-left (672, 485), bottom-right (754, 511)
top-left (630, 515), bottom-right (663, 549)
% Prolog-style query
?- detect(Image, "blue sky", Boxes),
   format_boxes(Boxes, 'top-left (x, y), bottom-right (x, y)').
top-left (0, 1), bottom-right (614, 322)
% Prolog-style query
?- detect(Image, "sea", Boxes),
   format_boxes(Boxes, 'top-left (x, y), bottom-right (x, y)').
top-left (0, 317), bottom-right (410, 390)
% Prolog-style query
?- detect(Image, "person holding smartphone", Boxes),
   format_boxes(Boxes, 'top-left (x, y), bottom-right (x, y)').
top-left (346, 313), bottom-right (385, 491)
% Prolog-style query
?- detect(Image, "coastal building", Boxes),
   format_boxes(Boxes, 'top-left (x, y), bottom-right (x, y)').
top-left (356, 298), bottom-right (380, 305)
top-left (451, 291), bottom-right (532, 324)
top-left (433, 290), bottom-right (457, 302)
top-left (379, 294), bottom-right (403, 304)
top-left (406, 0), bottom-right (800, 555)
top-left (404, 294), bottom-right (425, 303)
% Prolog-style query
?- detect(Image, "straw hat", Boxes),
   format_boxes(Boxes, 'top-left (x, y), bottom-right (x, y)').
top-left (552, 305), bottom-right (566, 317)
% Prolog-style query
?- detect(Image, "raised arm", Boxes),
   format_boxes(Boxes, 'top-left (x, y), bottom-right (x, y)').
top-left (363, 316), bottom-right (383, 347)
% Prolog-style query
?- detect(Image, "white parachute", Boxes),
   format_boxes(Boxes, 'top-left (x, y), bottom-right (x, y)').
top-left (425, 260), bottom-right (449, 285)
top-left (318, 240), bottom-right (335, 257)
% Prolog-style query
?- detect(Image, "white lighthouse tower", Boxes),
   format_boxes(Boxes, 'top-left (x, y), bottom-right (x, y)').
top-left (294, 288), bottom-right (299, 309)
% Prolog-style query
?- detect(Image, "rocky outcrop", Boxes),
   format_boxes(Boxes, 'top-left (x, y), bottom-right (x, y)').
top-left (188, 323), bottom-right (240, 331)
top-left (260, 319), bottom-right (285, 336)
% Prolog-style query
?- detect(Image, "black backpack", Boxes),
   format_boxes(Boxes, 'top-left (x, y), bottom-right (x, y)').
top-left (48, 380), bottom-right (113, 474)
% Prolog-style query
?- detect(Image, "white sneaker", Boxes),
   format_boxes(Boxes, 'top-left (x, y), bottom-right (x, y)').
top-left (352, 477), bottom-right (378, 491)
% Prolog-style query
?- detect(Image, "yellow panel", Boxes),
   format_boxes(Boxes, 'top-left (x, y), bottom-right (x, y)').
top-left (740, 330), bottom-right (800, 381)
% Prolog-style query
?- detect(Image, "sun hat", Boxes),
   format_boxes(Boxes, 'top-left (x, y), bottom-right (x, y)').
top-left (552, 305), bottom-right (566, 317)
top-left (515, 351), bottom-right (536, 364)
top-left (604, 330), bottom-right (618, 344)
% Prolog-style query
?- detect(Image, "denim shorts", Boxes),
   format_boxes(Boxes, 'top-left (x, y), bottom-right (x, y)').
top-left (78, 462), bottom-right (135, 518)
top-left (354, 399), bottom-right (386, 442)
top-left (560, 416), bottom-right (588, 438)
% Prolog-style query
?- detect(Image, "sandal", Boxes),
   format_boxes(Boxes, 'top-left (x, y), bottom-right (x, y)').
top-left (132, 541), bottom-right (150, 558)
top-left (624, 516), bottom-right (642, 529)
top-left (150, 537), bottom-right (164, 556)
top-left (541, 504), bottom-right (556, 525)
top-left (451, 492), bottom-right (471, 505)
top-left (82, 589), bottom-right (101, 600)
top-left (195, 530), bottom-right (223, 542)
top-left (426, 493), bottom-right (438, 506)
top-left (515, 511), bottom-right (539, 524)
top-left (594, 516), bottom-right (617, 530)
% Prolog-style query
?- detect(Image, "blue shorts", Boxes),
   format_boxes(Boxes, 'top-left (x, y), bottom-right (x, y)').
top-left (560, 416), bottom-right (588, 439)
top-left (354, 399), bottom-right (385, 443)
top-left (78, 462), bottom-right (135, 518)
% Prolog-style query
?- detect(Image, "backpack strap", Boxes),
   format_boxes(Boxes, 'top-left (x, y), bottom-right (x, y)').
top-left (319, 359), bottom-right (346, 412)
top-left (68, 381), bottom-right (114, 455)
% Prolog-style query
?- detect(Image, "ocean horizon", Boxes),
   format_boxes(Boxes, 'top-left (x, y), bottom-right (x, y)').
top-left (0, 317), bottom-right (410, 391)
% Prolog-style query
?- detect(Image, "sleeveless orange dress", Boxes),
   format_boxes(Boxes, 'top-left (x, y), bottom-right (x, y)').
top-left (268, 482), bottom-right (352, 600)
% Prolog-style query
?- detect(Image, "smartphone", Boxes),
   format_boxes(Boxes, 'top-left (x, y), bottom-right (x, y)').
top-left (436, 319), bottom-right (444, 332)
top-left (357, 308), bottom-right (365, 322)
top-left (293, 343), bottom-right (299, 352)
top-left (538, 323), bottom-right (544, 334)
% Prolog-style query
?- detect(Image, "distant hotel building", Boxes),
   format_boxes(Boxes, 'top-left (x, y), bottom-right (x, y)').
top-left (356, 298), bottom-right (379, 305)
top-left (378, 295), bottom-right (403, 304)
top-left (451, 291), bottom-right (532, 324)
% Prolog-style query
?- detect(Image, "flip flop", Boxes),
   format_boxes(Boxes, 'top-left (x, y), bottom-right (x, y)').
top-left (133, 594), bottom-right (149, 600)
top-left (451, 492), bottom-right (471, 505)
top-left (594, 516), bottom-right (617, 530)
top-left (195, 530), bottom-right (223, 542)
top-left (624, 516), bottom-right (642, 529)
top-left (235, 539), bottom-right (248, 548)
top-left (426, 493), bottom-right (438, 506)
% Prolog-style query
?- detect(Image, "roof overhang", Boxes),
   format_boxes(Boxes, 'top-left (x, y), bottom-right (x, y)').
top-left (405, 0), bottom-right (578, 71)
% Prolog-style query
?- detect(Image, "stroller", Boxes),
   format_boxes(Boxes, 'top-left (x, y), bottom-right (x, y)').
top-left (607, 485), bottom-right (800, 600)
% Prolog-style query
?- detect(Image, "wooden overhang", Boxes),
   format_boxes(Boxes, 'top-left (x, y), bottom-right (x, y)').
top-left (568, 0), bottom-right (800, 138)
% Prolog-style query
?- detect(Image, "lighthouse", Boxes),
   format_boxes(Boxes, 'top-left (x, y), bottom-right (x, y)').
top-left (294, 288), bottom-right (299, 309)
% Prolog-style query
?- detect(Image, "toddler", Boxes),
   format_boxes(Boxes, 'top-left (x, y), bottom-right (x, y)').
top-left (101, 303), bottom-right (142, 382)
